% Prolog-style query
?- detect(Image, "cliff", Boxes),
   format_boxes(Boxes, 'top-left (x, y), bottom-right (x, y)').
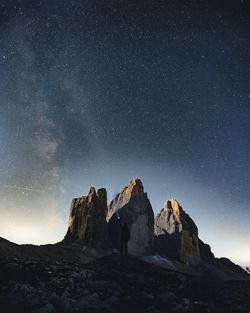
top-left (107, 178), bottom-right (155, 256)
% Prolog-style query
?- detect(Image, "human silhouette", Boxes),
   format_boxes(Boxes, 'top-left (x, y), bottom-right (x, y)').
top-left (120, 222), bottom-right (130, 255)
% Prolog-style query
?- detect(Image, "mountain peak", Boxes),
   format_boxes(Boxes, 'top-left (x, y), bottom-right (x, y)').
top-left (122, 177), bottom-right (144, 194)
top-left (162, 199), bottom-right (182, 216)
top-left (155, 199), bottom-right (200, 263)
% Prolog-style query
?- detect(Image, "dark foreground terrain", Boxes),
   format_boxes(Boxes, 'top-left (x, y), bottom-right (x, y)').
top-left (0, 255), bottom-right (250, 313)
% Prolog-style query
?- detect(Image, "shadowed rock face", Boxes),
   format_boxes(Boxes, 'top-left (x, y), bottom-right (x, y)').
top-left (107, 178), bottom-right (154, 256)
top-left (198, 238), bottom-right (214, 262)
top-left (154, 199), bottom-right (200, 263)
top-left (64, 187), bottom-right (110, 249)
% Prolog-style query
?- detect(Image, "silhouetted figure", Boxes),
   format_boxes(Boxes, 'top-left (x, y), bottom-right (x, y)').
top-left (120, 222), bottom-right (131, 255)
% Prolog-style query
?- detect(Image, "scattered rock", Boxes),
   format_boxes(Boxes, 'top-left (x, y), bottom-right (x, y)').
top-left (1, 254), bottom-right (248, 313)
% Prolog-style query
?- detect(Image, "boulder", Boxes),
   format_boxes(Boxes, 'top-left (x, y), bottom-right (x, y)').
top-left (107, 178), bottom-right (154, 256)
top-left (154, 199), bottom-right (200, 263)
top-left (64, 187), bottom-right (110, 249)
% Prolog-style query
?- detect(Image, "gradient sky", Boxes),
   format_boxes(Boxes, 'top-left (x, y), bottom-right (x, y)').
top-left (0, 0), bottom-right (249, 265)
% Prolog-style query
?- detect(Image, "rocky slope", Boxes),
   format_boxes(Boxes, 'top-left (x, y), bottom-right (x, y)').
top-left (0, 237), bottom-right (95, 265)
top-left (1, 254), bottom-right (250, 313)
top-left (107, 178), bottom-right (155, 256)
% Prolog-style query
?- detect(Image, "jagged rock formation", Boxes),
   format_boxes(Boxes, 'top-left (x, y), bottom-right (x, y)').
top-left (107, 178), bottom-right (154, 256)
top-left (154, 199), bottom-right (201, 263)
top-left (64, 187), bottom-right (110, 249)
top-left (0, 175), bottom-right (249, 313)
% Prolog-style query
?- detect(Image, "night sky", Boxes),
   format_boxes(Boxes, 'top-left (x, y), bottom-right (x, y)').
top-left (0, 0), bottom-right (249, 264)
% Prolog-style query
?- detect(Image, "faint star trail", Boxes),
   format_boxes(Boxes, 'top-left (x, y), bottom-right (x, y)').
top-left (0, 184), bottom-right (46, 193)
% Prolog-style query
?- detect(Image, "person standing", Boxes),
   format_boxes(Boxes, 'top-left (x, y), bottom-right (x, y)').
top-left (120, 222), bottom-right (130, 255)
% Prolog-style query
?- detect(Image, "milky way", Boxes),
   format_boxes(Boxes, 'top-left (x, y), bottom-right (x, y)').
top-left (0, 0), bottom-right (249, 264)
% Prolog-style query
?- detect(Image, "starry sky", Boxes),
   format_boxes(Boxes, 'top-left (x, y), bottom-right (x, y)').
top-left (0, 0), bottom-right (249, 264)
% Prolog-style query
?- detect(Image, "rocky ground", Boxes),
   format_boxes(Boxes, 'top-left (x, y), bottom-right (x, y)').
top-left (1, 255), bottom-right (250, 313)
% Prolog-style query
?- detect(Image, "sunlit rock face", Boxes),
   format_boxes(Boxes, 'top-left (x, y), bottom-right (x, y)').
top-left (154, 199), bottom-right (200, 264)
top-left (107, 178), bottom-right (155, 256)
top-left (64, 187), bottom-right (110, 249)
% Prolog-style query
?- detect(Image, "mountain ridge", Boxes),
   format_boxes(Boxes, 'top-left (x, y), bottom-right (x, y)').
top-left (1, 178), bottom-right (249, 313)
top-left (0, 178), bottom-right (248, 279)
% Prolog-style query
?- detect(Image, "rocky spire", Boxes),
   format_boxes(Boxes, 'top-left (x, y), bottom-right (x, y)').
top-left (154, 199), bottom-right (200, 263)
top-left (107, 178), bottom-right (154, 256)
top-left (64, 187), bottom-right (111, 249)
